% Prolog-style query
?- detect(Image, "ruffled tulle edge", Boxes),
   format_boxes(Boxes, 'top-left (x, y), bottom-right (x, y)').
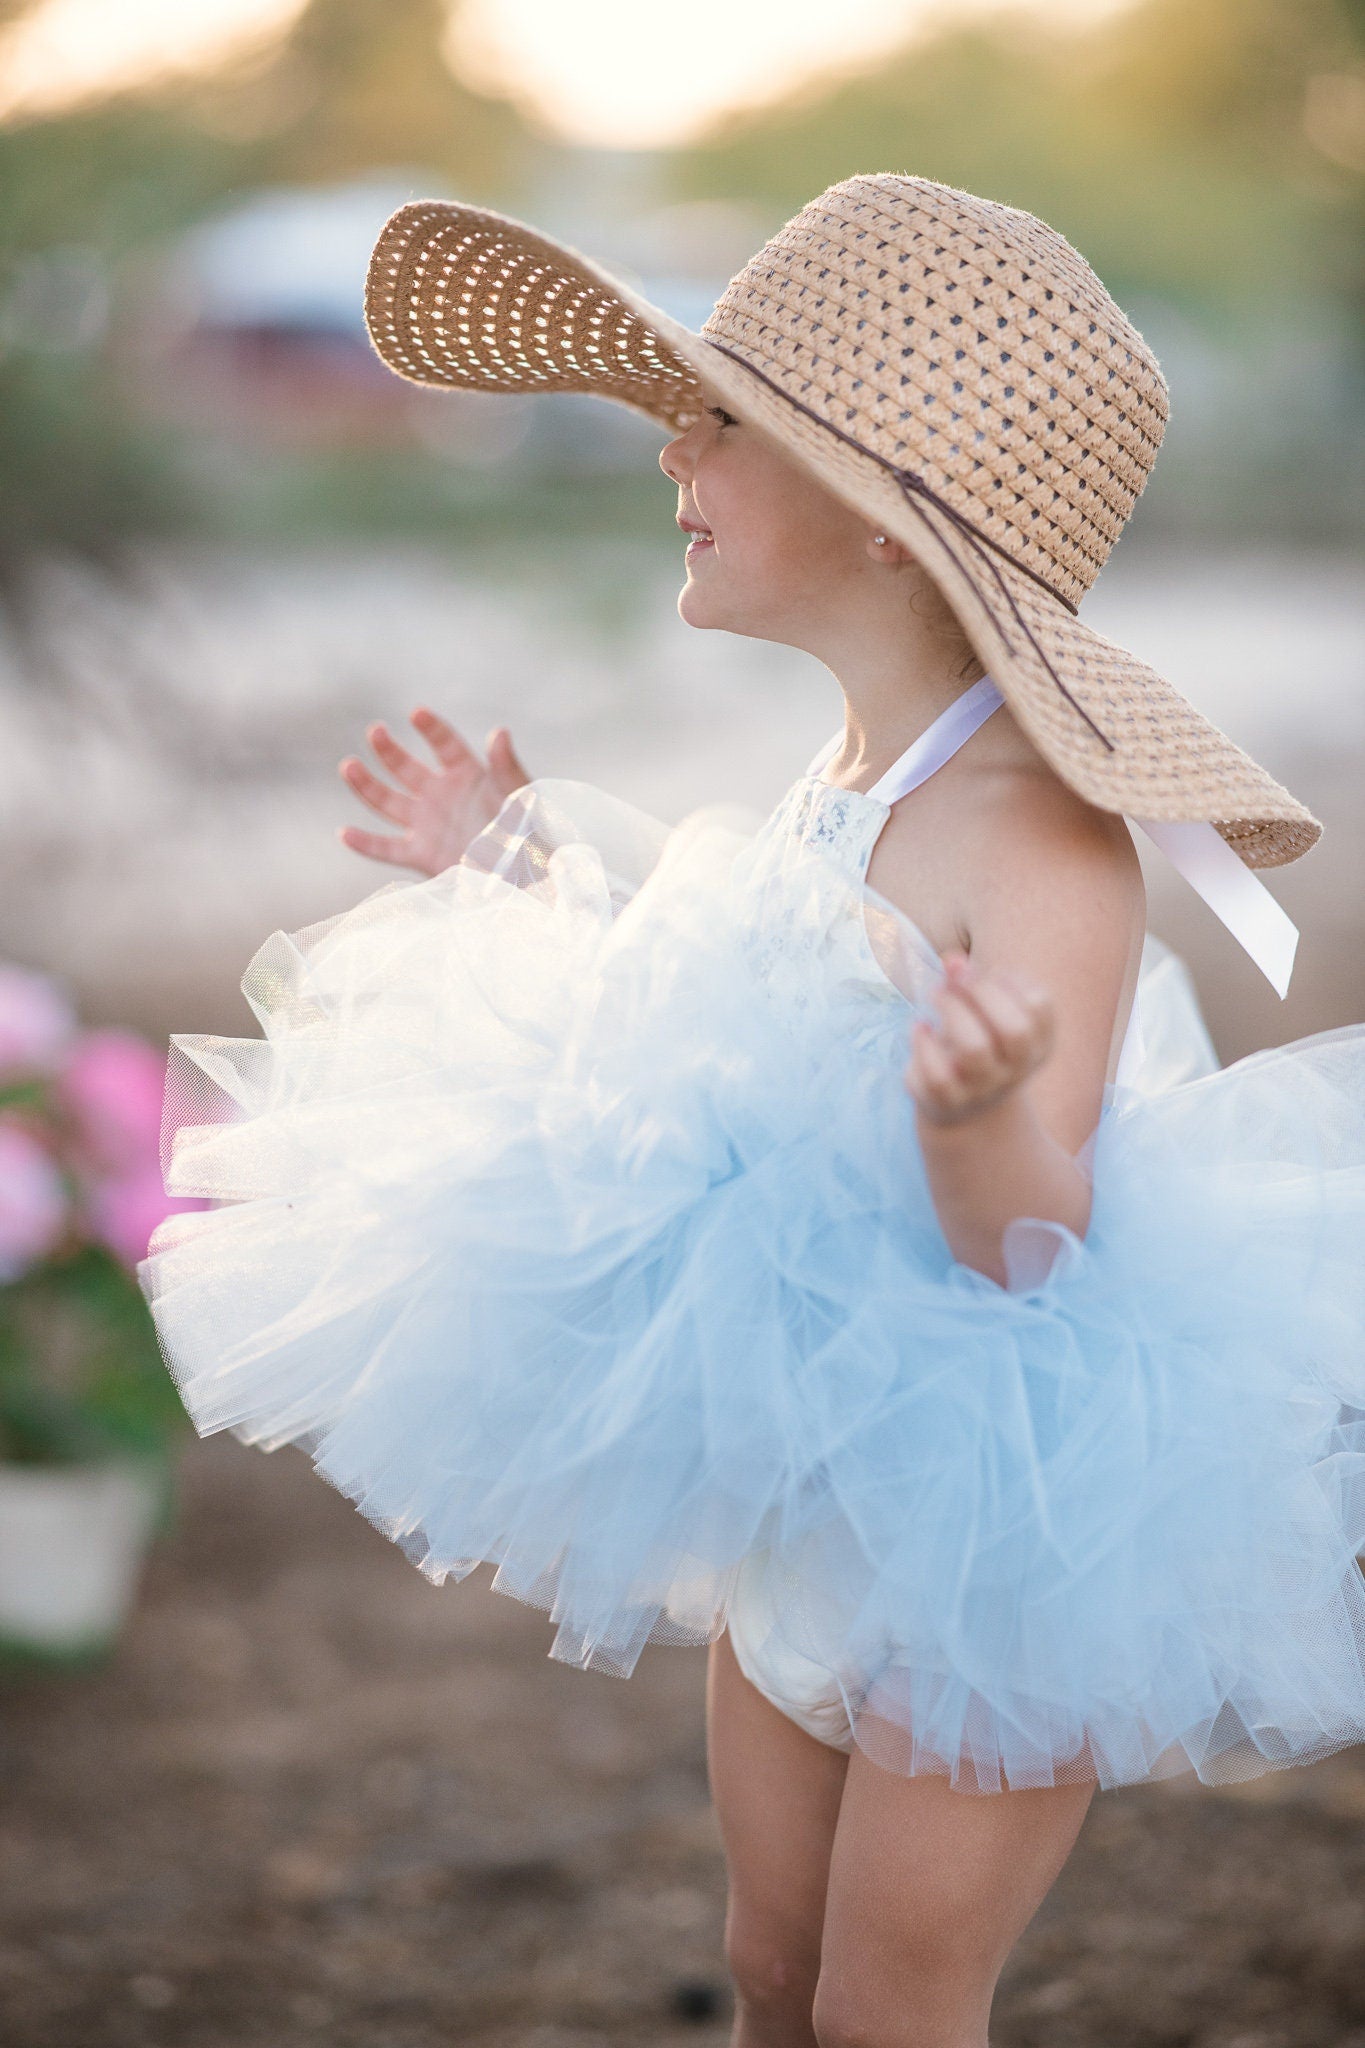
top-left (320, 1454), bottom-right (1365, 1797)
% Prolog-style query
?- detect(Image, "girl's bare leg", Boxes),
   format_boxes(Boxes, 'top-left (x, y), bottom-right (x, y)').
top-left (813, 1749), bottom-right (1095, 2048)
top-left (706, 1627), bottom-right (850, 2047)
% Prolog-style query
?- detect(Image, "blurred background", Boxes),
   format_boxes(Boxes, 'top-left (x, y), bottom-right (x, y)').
top-left (1, 2), bottom-right (1364, 2043)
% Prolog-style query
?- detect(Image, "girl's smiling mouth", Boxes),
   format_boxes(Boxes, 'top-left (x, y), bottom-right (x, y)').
top-left (677, 514), bottom-right (714, 558)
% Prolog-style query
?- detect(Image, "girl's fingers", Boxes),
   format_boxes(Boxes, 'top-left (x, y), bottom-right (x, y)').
top-left (936, 977), bottom-right (1028, 1060)
top-left (410, 706), bottom-right (476, 773)
top-left (367, 721), bottom-right (429, 793)
top-left (906, 1020), bottom-right (961, 1110)
top-left (928, 983), bottom-right (998, 1074)
top-left (337, 824), bottom-right (416, 866)
top-left (935, 958), bottom-right (1043, 1062)
top-left (339, 757), bottom-right (416, 825)
top-left (490, 727), bottom-right (532, 792)
top-left (949, 951), bottom-right (1047, 1012)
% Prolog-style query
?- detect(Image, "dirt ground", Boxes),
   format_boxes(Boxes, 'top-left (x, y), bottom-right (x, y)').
top-left (4, 1436), bottom-right (1365, 2048)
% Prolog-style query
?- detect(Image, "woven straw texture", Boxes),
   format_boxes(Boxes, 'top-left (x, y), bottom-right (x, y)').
top-left (364, 173), bottom-right (1321, 868)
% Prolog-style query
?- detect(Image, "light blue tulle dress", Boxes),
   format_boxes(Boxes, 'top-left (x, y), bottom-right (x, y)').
top-left (139, 677), bottom-right (1365, 1795)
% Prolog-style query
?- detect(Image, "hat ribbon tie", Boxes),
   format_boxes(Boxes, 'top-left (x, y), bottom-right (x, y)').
top-left (1128, 815), bottom-right (1299, 999)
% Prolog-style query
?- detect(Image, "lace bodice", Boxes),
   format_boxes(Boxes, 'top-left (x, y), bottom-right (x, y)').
top-left (746, 675), bottom-right (1147, 1088)
top-left (732, 774), bottom-right (944, 1030)
top-left (764, 776), bottom-right (890, 875)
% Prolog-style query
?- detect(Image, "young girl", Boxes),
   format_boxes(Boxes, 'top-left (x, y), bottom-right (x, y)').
top-left (141, 176), bottom-right (1365, 2047)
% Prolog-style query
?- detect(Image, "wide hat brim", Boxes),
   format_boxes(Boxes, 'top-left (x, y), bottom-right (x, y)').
top-left (364, 198), bottom-right (1321, 869)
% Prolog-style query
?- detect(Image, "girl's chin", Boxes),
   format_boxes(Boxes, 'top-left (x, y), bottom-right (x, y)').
top-left (677, 584), bottom-right (727, 626)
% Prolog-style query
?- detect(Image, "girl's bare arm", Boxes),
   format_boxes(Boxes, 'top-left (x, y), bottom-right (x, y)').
top-left (338, 708), bottom-right (533, 877)
top-left (901, 795), bottom-right (1144, 1287)
top-left (908, 957), bottom-right (1096, 1282)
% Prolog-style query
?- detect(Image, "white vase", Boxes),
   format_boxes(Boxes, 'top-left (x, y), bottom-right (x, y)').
top-left (0, 1459), bottom-right (164, 1658)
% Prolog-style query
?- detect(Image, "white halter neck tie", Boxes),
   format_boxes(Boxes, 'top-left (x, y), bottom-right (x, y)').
top-left (803, 674), bottom-right (1006, 801)
top-left (804, 675), bottom-right (1300, 1000)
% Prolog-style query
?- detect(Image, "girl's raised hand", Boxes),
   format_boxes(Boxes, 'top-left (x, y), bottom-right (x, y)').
top-left (904, 950), bottom-right (1056, 1127)
top-left (338, 709), bottom-right (532, 877)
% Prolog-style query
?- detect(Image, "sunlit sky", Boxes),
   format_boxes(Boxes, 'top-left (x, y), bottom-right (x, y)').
top-left (0, 0), bottom-right (1130, 147)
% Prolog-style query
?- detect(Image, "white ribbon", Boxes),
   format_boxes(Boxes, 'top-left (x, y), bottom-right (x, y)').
top-left (1127, 816), bottom-right (1299, 1000)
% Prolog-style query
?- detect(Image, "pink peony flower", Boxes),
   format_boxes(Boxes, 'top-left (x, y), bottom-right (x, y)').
top-left (0, 964), bottom-right (76, 1082)
top-left (84, 1165), bottom-right (205, 1270)
top-left (0, 1116), bottom-right (69, 1280)
top-left (56, 1029), bottom-right (168, 1175)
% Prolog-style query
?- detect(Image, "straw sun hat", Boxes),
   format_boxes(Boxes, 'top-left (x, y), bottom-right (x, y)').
top-left (363, 172), bottom-right (1320, 871)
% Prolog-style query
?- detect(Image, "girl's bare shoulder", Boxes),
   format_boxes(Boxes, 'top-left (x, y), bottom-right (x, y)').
top-left (868, 742), bottom-right (1146, 969)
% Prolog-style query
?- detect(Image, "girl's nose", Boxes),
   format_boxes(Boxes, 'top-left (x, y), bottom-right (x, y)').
top-left (659, 431), bottom-right (691, 485)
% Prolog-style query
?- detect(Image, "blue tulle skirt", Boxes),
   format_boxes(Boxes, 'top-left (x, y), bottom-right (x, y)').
top-left (139, 778), bottom-right (1365, 1794)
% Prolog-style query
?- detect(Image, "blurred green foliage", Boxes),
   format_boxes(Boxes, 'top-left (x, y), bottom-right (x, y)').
top-left (0, 1243), bottom-right (186, 1465)
top-left (0, 0), bottom-right (535, 574)
top-left (674, 0), bottom-right (1364, 325)
top-left (0, 92), bottom-right (241, 570)
top-left (209, 0), bottom-right (527, 189)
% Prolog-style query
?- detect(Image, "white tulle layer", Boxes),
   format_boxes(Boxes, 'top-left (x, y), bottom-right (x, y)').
top-left (139, 779), bottom-right (1365, 1793)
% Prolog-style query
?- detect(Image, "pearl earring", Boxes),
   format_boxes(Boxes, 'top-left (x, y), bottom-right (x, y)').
top-left (873, 534), bottom-right (888, 546)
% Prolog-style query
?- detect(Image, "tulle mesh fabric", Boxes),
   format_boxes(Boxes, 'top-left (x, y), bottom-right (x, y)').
top-left (140, 773), bottom-right (1365, 1793)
